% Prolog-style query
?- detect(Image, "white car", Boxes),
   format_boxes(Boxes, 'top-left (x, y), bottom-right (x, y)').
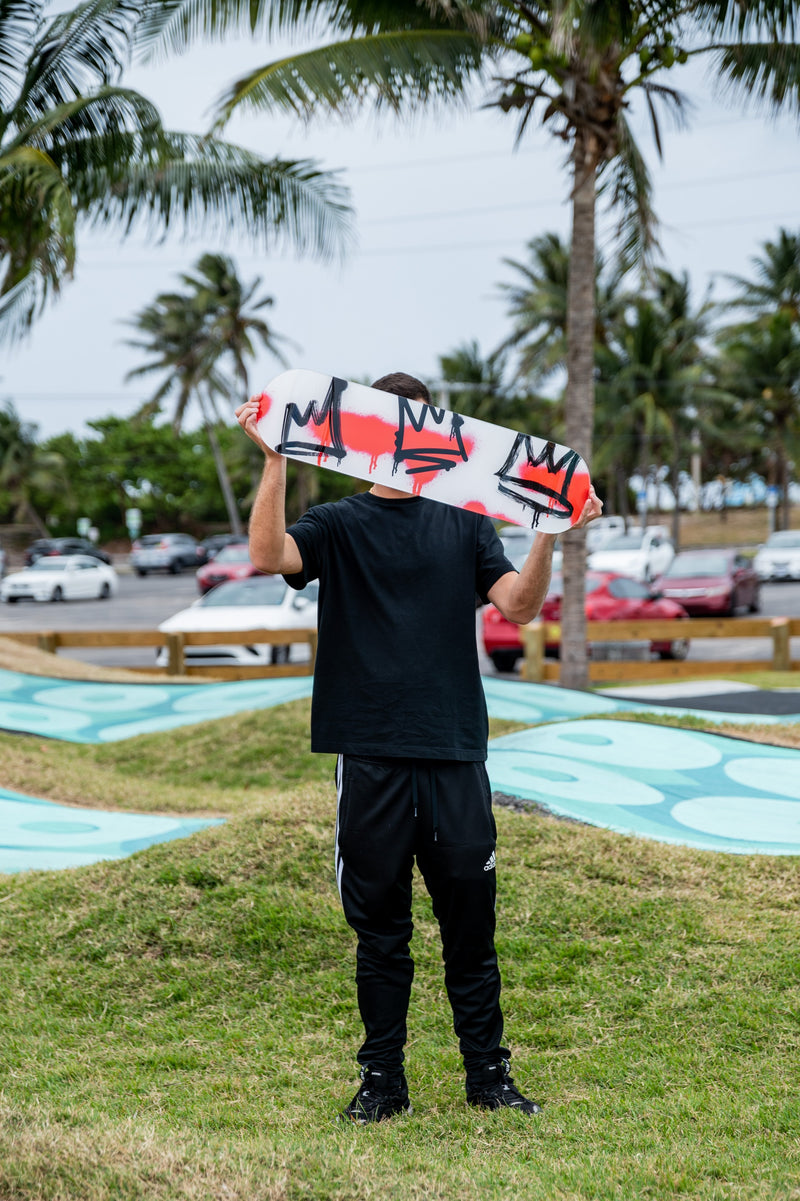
top-left (753, 530), bottom-right (800, 581)
top-left (588, 526), bottom-right (675, 582)
top-left (157, 575), bottom-right (319, 667)
top-left (1, 555), bottom-right (118, 603)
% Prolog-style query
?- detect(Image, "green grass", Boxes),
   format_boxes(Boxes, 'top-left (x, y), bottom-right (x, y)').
top-left (1, 703), bottom-right (799, 1199)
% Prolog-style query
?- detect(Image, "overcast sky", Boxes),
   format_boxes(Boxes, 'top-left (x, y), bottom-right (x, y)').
top-left (3, 34), bottom-right (800, 441)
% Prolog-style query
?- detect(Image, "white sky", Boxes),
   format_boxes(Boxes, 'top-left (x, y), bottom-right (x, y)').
top-left (2, 36), bottom-right (799, 441)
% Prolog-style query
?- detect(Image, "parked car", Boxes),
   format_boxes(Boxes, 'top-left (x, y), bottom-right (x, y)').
top-left (500, 532), bottom-right (562, 575)
top-left (201, 533), bottom-right (249, 560)
top-left (585, 514), bottom-right (627, 552)
top-left (131, 533), bottom-right (207, 576)
top-left (24, 536), bottom-right (111, 566)
top-left (482, 570), bottom-right (690, 673)
top-left (157, 575), bottom-right (319, 667)
top-left (655, 549), bottom-right (760, 616)
top-left (196, 543), bottom-right (263, 594)
top-left (753, 529), bottom-right (800, 581)
top-left (1, 555), bottom-right (118, 603)
top-left (588, 526), bottom-right (675, 581)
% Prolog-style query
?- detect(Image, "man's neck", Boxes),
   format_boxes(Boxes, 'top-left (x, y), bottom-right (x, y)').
top-left (369, 484), bottom-right (416, 500)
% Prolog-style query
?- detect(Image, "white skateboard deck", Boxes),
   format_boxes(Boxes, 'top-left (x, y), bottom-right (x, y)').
top-left (255, 370), bottom-right (591, 532)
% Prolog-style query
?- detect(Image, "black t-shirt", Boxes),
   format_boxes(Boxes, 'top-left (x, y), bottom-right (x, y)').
top-left (285, 492), bottom-right (514, 761)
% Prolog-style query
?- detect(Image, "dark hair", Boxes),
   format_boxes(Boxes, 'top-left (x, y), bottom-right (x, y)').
top-left (371, 372), bottom-right (432, 405)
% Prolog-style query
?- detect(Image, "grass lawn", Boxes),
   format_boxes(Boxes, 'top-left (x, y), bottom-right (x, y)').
top-left (1, 700), bottom-right (799, 1200)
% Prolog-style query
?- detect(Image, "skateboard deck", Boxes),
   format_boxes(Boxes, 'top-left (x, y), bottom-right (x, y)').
top-left (254, 370), bottom-right (591, 532)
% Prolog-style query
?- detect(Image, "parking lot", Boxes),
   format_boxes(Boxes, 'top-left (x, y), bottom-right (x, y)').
top-left (1, 563), bottom-right (799, 675)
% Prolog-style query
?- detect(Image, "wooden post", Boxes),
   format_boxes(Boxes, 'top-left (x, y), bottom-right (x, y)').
top-left (771, 618), bottom-right (791, 672)
top-left (166, 632), bottom-right (185, 677)
top-left (37, 632), bottom-right (58, 655)
top-left (519, 622), bottom-right (545, 682)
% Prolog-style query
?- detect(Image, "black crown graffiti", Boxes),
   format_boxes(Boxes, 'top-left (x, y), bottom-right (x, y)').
top-left (275, 376), bottom-right (348, 461)
top-left (392, 399), bottom-right (470, 476)
top-left (495, 435), bottom-right (581, 526)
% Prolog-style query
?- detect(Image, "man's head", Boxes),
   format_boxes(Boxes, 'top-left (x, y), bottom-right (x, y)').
top-left (371, 372), bottom-right (432, 405)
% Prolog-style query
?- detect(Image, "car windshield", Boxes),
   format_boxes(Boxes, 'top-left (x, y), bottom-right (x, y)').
top-left (545, 574), bottom-right (604, 598)
top-left (599, 532), bottom-right (645, 551)
top-left (138, 535), bottom-right (167, 547)
top-left (765, 531), bottom-right (800, 548)
top-left (213, 544), bottom-right (252, 563)
top-left (198, 576), bottom-right (287, 607)
top-left (665, 553), bottom-right (730, 578)
top-left (28, 559), bottom-right (69, 571)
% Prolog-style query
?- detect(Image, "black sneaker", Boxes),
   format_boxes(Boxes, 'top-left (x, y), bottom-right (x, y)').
top-left (339, 1066), bottom-right (412, 1124)
top-left (466, 1059), bottom-right (543, 1115)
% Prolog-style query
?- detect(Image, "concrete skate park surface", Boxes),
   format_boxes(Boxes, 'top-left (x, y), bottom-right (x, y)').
top-left (0, 671), bottom-right (798, 871)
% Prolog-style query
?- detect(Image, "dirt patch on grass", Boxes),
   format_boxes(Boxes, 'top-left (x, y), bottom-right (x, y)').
top-left (0, 637), bottom-right (205, 684)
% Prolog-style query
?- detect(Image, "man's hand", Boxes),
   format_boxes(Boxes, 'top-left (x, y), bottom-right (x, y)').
top-left (571, 484), bottom-right (603, 530)
top-left (235, 396), bottom-right (281, 460)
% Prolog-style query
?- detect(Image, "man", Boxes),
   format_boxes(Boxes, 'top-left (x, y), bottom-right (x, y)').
top-left (236, 372), bottom-right (602, 1123)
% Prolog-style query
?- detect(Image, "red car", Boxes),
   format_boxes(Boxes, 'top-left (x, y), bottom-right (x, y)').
top-left (482, 570), bottom-right (690, 673)
top-left (196, 542), bottom-right (263, 594)
top-left (654, 549), bottom-right (761, 617)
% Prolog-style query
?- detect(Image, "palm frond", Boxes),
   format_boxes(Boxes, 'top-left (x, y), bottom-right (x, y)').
top-left (707, 41), bottom-right (800, 119)
top-left (598, 113), bottom-right (659, 267)
top-left (80, 136), bottom-right (354, 263)
top-left (0, 272), bottom-right (39, 345)
top-left (211, 29), bottom-right (487, 127)
top-left (0, 0), bottom-right (40, 113)
top-left (132, 0), bottom-right (455, 62)
top-left (16, 0), bottom-right (141, 122)
top-left (9, 86), bottom-right (162, 156)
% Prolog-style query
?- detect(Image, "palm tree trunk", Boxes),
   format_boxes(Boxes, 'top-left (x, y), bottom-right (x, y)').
top-left (561, 135), bottom-right (597, 692)
top-left (198, 391), bottom-right (243, 536)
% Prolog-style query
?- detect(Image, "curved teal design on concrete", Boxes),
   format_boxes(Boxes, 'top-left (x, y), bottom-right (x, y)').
top-left (0, 673), bottom-right (315, 742)
top-left (0, 786), bottom-right (223, 873)
top-left (488, 720), bottom-right (800, 855)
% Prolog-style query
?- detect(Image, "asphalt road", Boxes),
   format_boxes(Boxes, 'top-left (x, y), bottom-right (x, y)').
top-left (1, 566), bottom-right (800, 674)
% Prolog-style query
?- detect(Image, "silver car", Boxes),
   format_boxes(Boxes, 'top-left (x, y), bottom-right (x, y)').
top-left (131, 533), bottom-right (207, 576)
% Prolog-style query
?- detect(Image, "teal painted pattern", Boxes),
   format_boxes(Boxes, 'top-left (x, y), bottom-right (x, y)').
top-left (1, 671), bottom-right (799, 867)
top-left (488, 720), bottom-right (800, 855)
top-left (0, 785), bottom-right (223, 874)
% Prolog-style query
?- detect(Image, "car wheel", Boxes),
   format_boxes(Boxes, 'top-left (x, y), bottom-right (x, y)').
top-left (271, 645), bottom-right (291, 665)
top-left (99, 582), bottom-right (111, 599)
top-left (135, 568), bottom-right (147, 577)
top-left (51, 586), bottom-right (63, 603)
top-left (660, 637), bottom-right (690, 661)
top-left (169, 559), bottom-right (181, 574)
top-left (6, 596), bottom-right (17, 604)
top-left (490, 650), bottom-right (521, 673)
top-left (749, 589), bottom-right (761, 613)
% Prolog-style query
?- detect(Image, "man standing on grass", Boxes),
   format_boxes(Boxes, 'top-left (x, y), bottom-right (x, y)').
top-left (236, 372), bottom-right (602, 1123)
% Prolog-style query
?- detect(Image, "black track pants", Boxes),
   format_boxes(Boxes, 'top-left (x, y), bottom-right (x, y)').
top-left (335, 754), bottom-right (508, 1078)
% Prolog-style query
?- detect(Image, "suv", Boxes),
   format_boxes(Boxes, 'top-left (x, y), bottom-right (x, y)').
top-left (24, 537), bottom-right (112, 566)
top-left (130, 533), bottom-right (207, 576)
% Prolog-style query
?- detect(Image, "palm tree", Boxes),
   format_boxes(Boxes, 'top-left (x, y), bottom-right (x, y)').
top-left (126, 255), bottom-right (289, 534)
top-left (716, 311), bottom-right (800, 532)
top-left (137, 0), bottom-right (800, 688)
top-left (726, 228), bottom-right (800, 322)
top-left (0, 0), bottom-right (352, 343)
top-left (0, 402), bottom-right (67, 533)
top-left (595, 269), bottom-right (719, 547)
top-left (180, 252), bottom-right (293, 412)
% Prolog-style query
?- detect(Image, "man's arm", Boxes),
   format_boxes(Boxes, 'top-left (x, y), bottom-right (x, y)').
top-left (487, 486), bottom-right (604, 624)
top-left (235, 397), bottom-right (303, 576)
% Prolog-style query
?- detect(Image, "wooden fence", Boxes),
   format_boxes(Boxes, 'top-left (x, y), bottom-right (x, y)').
top-left (7, 628), bottom-right (318, 680)
top-left (519, 616), bottom-right (800, 682)
top-left (7, 616), bottom-right (800, 684)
